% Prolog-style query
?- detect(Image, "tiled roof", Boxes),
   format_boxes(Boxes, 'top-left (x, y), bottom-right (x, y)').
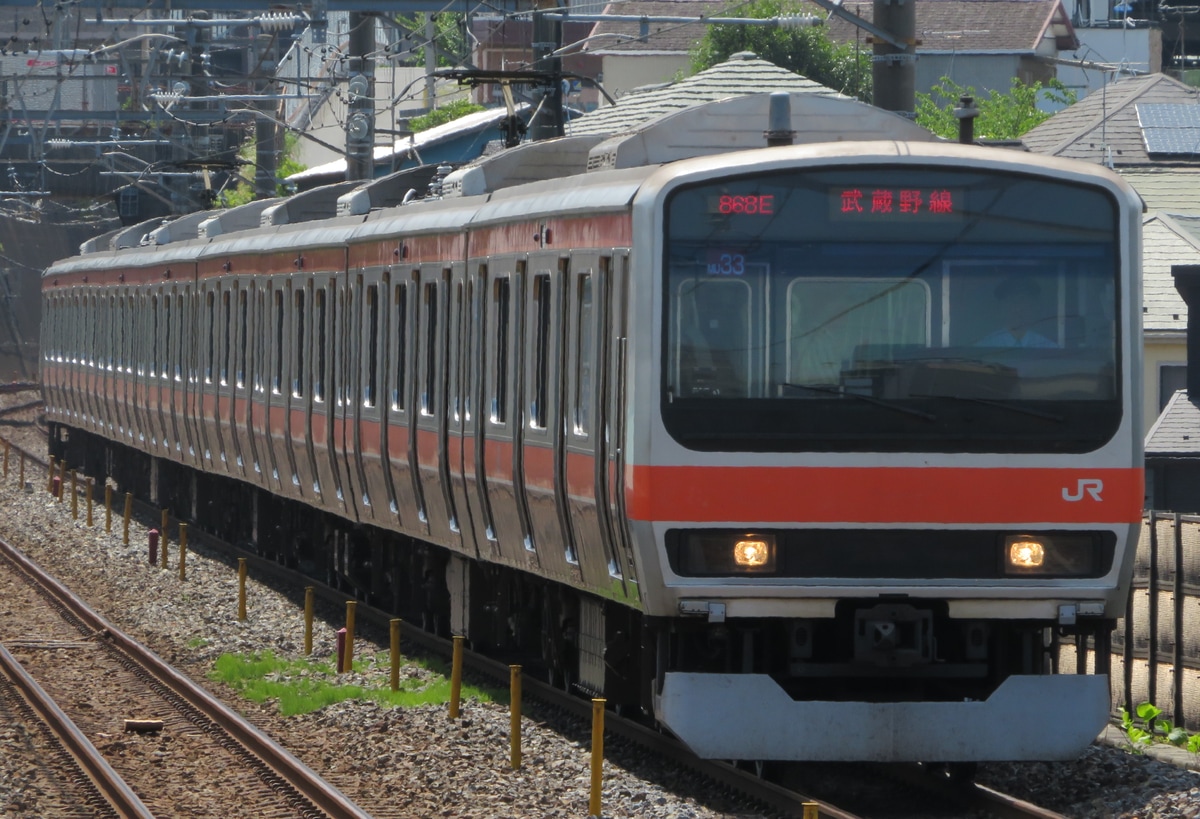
top-left (1145, 390), bottom-right (1200, 454)
top-left (566, 52), bottom-right (845, 136)
top-left (585, 0), bottom-right (734, 54)
top-left (823, 0), bottom-right (1076, 53)
top-left (1142, 213), bottom-right (1200, 335)
top-left (1021, 73), bottom-right (1200, 166)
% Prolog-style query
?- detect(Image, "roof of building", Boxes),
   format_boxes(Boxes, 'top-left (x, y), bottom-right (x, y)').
top-left (584, 0), bottom-right (734, 55)
top-left (823, 0), bottom-right (1077, 53)
top-left (1021, 73), bottom-right (1200, 166)
top-left (566, 51), bottom-right (848, 136)
top-left (1146, 389), bottom-right (1200, 455)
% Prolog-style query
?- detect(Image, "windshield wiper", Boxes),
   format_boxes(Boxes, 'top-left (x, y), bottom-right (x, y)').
top-left (911, 393), bottom-right (1064, 423)
top-left (782, 383), bottom-right (938, 421)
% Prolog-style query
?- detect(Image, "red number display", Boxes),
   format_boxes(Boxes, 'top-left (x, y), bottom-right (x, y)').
top-left (717, 194), bottom-right (774, 215)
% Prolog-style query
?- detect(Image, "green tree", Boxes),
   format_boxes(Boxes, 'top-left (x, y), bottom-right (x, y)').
top-left (915, 76), bottom-right (1076, 140)
top-left (691, 0), bottom-right (872, 102)
top-left (219, 132), bottom-right (307, 208)
top-left (392, 13), bottom-right (468, 69)
top-left (408, 98), bottom-right (485, 132)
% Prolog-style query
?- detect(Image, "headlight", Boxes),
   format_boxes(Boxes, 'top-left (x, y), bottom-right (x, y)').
top-left (1003, 534), bottom-right (1096, 576)
top-left (678, 532), bottom-right (778, 575)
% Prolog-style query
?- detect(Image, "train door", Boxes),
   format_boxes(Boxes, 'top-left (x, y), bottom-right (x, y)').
top-left (481, 262), bottom-right (531, 566)
top-left (132, 291), bottom-right (149, 447)
top-left (520, 257), bottom-right (579, 584)
top-left (151, 288), bottom-right (170, 454)
top-left (166, 284), bottom-right (185, 459)
top-left (309, 276), bottom-right (347, 515)
top-left (258, 281), bottom-right (287, 494)
top-left (230, 283), bottom-right (252, 479)
top-left (461, 265), bottom-right (496, 559)
top-left (413, 265), bottom-right (456, 545)
top-left (383, 272), bottom-right (423, 532)
top-left (331, 273), bottom-right (363, 519)
top-left (564, 256), bottom-right (632, 597)
top-left (351, 273), bottom-right (388, 523)
top-left (197, 285), bottom-right (218, 469)
top-left (288, 281), bottom-right (314, 501)
top-left (210, 282), bottom-right (231, 475)
top-left (603, 253), bottom-right (637, 590)
top-left (182, 281), bottom-right (204, 468)
top-left (279, 277), bottom-right (306, 500)
top-left (447, 268), bottom-right (477, 553)
top-left (246, 281), bottom-right (270, 487)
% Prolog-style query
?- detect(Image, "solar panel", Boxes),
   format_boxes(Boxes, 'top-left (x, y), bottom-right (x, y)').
top-left (1137, 103), bottom-right (1200, 155)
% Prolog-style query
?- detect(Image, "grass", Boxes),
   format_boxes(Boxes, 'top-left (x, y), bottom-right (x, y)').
top-left (209, 650), bottom-right (499, 716)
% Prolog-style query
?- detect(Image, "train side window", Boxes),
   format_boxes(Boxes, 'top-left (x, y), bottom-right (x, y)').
top-left (294, 289), bottom-right (306, 399)
top-left (491, 276), bottom-right (510, 425)
top-left (365, 284), bottom-right (379, 407)
top-left (221, 290), bottom-right (231, 386)
top-left (315, 289), bottom-right (326, 402)
top-left (574, 271), bottom-right (594, 436)
top-left (205, 290), bottom-right (216, 384)
top-left (452, 281), bottom-right (463, 422)
top-left (421, 281), bottom-right (438, 416)
top-left (273, 289), bottom-right (284, 395)
top-left (237, 290), bottom-right (248, 389)
top-left (530, 273), bottom-right (551, 430)
top-left (391, 283), bottom-right (407, 411)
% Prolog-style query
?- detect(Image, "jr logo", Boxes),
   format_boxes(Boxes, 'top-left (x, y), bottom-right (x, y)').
top-left (1062, 479), bottom-right (1104, 502)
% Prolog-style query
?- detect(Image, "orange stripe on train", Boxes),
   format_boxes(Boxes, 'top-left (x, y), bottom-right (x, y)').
top-left (625, 465), bottom-right (1144, 524)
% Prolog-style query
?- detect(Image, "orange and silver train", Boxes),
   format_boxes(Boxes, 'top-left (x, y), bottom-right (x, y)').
top-left (42, 101), bottom-right (1143, 764)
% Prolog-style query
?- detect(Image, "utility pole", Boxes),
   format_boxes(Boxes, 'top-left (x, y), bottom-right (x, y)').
top-left (871, 0), bottom-right (916, 115)
top-left (346, 11), bottom-right (376, 182)
top-left (255, 33), bottom-right (281, 199)
top-left (528, 0), bottom-right (564, 141)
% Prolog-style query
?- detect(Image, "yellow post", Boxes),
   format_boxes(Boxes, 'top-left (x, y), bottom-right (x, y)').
top-left (304, 587), bottom-right (314, 655)
top-left (47, 456), bottom-right (55, 493)
top-left (510, 665), bottom-right (522, 770)
top-left (122, 492), bottom-right (132, 546)
top-left (86, 479), bottom-right (93, 527)
top-left (449, 635), bottom-right (465, 719)
top-left (390, 618), bottom-right (401, 692)
top-left (70, 470), bottom-right (78, 519)
top-left (104, 484), bottom-right (112, 533)
top-left (343, 600), bottom-right (357, 673)
top-left (2, 439), bottom-right (8, 477)
top-left (237, 558), bottom-right (247, 620)
top-left (58, 460), bottom-right (66, 500)
top-left (18, 452), bottom-right (24, 488)
top-left (178, 523), bottom-right (187, 581)
top-left (160, 509), bottom-right (169, 569)
top-left (802, 803), bottom-right (820, 819)
top-left (589, 698), bottom-right (605, 818)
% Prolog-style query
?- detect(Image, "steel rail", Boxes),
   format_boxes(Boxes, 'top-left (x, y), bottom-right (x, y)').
top-left (0, 643), bottom-right (154, 818)
top-left (0, 537), bottom-right (376, 819)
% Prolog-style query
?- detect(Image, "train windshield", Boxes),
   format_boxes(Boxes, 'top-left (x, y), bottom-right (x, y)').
top-left (662, 166), bottom-right (1123, 453)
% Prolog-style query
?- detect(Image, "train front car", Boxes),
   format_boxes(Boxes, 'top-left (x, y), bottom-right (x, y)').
top-left (628, 143), bottom-right (1143, 763)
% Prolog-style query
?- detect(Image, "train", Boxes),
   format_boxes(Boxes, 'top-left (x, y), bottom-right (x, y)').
top-left (40, 91), bottom-right (1144, 765)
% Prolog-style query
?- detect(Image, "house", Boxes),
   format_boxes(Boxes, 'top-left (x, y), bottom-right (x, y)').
top-left (822, 0), bottom-right (1080, 100)
top-left (1146, 262), bottom-right (1200, 511)
top-left (581, 0), bottom-right (733, 104)
top-left (565, 51), bottom-right (855, 136)
top-left (1022, 74), bottom-right (1200, 433)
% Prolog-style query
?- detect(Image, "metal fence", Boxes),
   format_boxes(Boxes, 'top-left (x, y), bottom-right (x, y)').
top-left (1110, 512), bottom-right (1200, 728)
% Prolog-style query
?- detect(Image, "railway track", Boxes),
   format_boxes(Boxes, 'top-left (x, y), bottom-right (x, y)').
top-left (0, 433), bottom-right (1075, 819)
top-left (0, 533), bottom-right (374, 819)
